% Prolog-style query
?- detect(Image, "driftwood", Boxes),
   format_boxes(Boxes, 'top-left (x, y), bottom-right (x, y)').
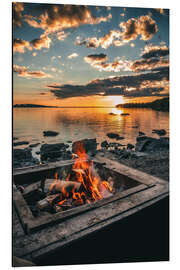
top-left (44, 179), bottom-right (82, 194)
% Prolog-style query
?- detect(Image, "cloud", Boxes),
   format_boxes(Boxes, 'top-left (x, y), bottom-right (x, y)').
top-left (30, 35), bottom-right (52, 50)
top-left (84, 53), bottom-right (107, 64)
top-left (13, 2), bottom-right (24, 27)
top-left (75, 30), bottom-right (122, 50)
top-left (130, 58), bottom-right (169, 72)
top-left (13, 38), bottom-right (32, 54)
top-left (13, 64), bottom-right (52, 79)
top-left (47, 67), bottom-right (169, 99)
top-left (141, 44), bottom-right (169, 59)
top-left (56, 31), bottom-right (70, 40)
top-left (76, 16), bottom-right (157, 50)
top-left (24, 5), bottom-right (112, 34)
top-left (120, 15), bottom-right (158, 41)
top-left (84, 54), bottom-right (130, 72)
top-left (67, 53), bottom-right (79, 59)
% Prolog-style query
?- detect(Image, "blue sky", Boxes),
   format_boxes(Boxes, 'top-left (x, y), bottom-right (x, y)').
top-left (13, 2), bottom-right (169, 106)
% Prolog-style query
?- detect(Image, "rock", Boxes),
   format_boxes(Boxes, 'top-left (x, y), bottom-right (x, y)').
top-left (72, 138), bottom-right (97, 155)
top-left (13, 141), bottom-right (29, 147)
top-left (152, 129), bottom-right (166, 136)
top-left (127, 143), bottom-right (134, 150)
top-left (135, 136), bottom-right (169, 152)
top-left (40, 143), bottom-right (69, 161)
top-left (101, 140), bottom-right (109, 149)
top-left (13, 148), bottom-right (32, 161)
top-left (138, 131), bottom-right (145, 136)
top-left (13, 148), bottom-right (39, 168)
top-left (29, 143), bottom-right (40, 148)
top-left (43, 130), bottom-right (59, 137)
top-left (106, 133), bottom-right (124, 140)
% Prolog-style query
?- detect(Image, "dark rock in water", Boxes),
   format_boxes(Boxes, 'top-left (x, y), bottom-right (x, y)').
top-left (40, 143), bottom-right (68, 161)
top-left (29, 143), bottom-right (40, 148)
top-left (132, 126), bottom-right (138, 128)
top-left (152, 129), bottom-right (166, 136)
top-left (106, 133), bottom-right (124, 140)
top-left (135, 136), bottom-right (169, 152)
top-left (107, 133), bottom-right (119, 139)
top-left (101, 140), bottom-right (109, 149)
top-left (13, 141), bottom-right (29, 147)
top-left (127, 143), bottom-right (134, 150)
top-left (72, 138), bottom-right (97, 155)
top-left (43, 130), bottom-right (59, 137)
top-left (138, 131), bottom-right (145, 136)
top-left (121, 113), bottom-right (130, 116)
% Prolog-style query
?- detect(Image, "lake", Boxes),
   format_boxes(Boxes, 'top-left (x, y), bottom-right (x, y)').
top-left (13, 107), bottom-right (169, 159)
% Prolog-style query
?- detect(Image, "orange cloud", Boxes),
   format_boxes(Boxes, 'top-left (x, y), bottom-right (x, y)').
top-left (31, 35), bottom-right (52, 50)
top-left (12, 2), bottom-right (24, 27)
top-left (130, 58), bottom-right (169, 72)
top-left (120, 15), bottom-right (158, 41)
top-left (84, 54), bottom-right (130, 72)
top-left (13, 64), bottom-right (52, 79)
top-left (13, 38), bottom-right (32, 53)
top-left (141, 44), bottom-right (169, 59)
top-left (24, 5), bottom-right (112, 34)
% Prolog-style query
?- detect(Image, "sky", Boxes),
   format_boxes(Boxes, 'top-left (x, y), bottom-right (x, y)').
top-left (13, 2), bottom-right (169, 107)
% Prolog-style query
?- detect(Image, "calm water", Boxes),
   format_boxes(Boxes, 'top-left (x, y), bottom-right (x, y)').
top-left (13, 107), bottom-right (169, 159)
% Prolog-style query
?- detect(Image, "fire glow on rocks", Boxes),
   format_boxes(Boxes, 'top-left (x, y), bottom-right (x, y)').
top-left (36, 141), bottom-right (114, 214)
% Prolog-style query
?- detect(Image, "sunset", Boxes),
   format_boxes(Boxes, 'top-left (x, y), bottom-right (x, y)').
top-left (12, 2), bottom-right (169, 267)
top-left (13, 3), bottom-right (169, 107)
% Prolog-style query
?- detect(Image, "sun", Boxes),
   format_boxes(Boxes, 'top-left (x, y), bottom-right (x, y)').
top-left (108, 95), bottom-right (124, 107)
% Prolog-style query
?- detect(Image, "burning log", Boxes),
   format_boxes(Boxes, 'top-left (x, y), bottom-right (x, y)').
top-left (44, 179), bottom-right (82, 195)
top-left (37, 194), bottom-right (60, 210)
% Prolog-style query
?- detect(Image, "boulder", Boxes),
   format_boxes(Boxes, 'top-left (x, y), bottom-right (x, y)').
top-left (29, 143), bottom-right (40, 148)
top-left (13, 148), bottom-right (39, 168)
top-left (106, 133), bottom-right (124, 140)
top-left (13, 141), bottom-right (29, 147)
top-left (40, 143), bottom-right (69, 161)
top-left (101, 140), bottom-right (109, 149)
top-left (135, 136), bottom-right (169, 152)
top-left (43, 130), bottom-right (59, 137)
top-left (152, 129), bottom-right (166, 136)
top-left (13, 148), bottom-right (32, 161)
top-left (127, 143), bottom-right (134, 150)
top-left (72, 138), bottom-right (97, 155)
top-left (138, 131), bottom-right (145, 136)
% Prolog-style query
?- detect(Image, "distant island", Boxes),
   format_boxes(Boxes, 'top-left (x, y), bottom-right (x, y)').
top-left (13, 104), bottom-right (59, 108)
top-left (116, 97), bottom-right (169, 112)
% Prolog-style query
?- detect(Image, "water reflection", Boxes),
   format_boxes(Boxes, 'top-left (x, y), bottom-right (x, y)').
top-left (13, 107), bottom-right (169, 149)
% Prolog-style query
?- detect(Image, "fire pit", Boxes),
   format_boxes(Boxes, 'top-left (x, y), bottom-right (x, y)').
top-left (13, 149), bottom-right (169, 261)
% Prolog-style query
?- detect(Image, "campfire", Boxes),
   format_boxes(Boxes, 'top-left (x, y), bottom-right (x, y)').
top-left (21, 141), bottom-right (116, 216)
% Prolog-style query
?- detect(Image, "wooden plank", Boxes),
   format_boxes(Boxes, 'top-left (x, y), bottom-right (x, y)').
top-left (13, 181), bottom-right (168, 260)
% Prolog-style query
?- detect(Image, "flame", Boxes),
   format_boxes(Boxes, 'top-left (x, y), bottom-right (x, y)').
top-left (51, 141), bottom-right (113, 207)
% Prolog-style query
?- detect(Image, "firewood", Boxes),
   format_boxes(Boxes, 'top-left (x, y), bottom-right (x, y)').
top-left (44, 179), bottom-right (82, 194)
top-left (37, 194), bottom-right (60, 210)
